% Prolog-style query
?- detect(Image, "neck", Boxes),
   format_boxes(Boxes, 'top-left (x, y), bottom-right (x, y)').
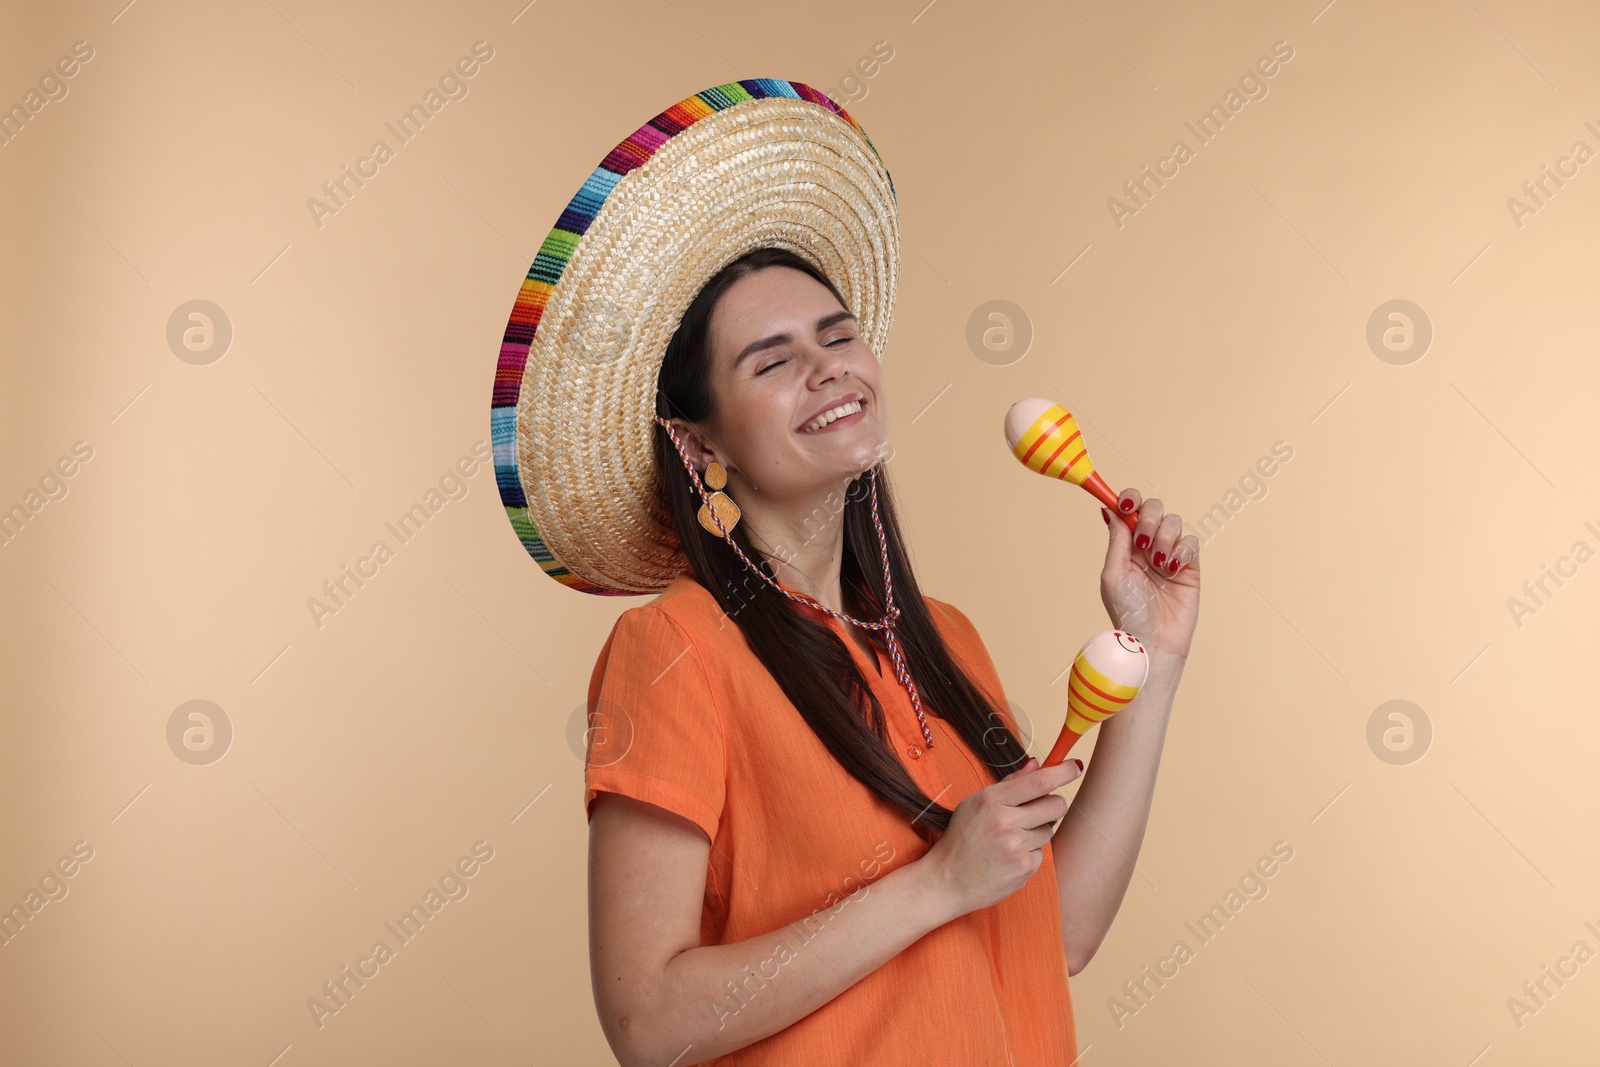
top-left (734, 474), bottom-right (858, 614)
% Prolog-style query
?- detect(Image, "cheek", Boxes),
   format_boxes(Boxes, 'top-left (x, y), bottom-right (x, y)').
top-left (726, 398), bottom-right (794, 468)
top-left (859, 363), bottom-right (887, 411)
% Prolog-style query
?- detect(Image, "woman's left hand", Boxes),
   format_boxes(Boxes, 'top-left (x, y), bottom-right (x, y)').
top-left (1098, 489), bottom-right (1200, 665)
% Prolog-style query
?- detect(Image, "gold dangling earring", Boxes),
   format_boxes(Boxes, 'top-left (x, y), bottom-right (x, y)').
top-left (697, 460), bottom-right (741, 536)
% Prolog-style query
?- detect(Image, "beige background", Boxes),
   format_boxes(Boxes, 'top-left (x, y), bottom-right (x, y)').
top-left (3, 0), bottom-right (1597, 1063)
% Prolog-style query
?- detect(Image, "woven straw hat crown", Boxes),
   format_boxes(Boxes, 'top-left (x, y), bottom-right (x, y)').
top-left (491, 79), bottom-right (900, 595)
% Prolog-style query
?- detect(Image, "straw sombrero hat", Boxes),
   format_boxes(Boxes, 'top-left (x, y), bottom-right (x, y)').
top-left (490, 79), bottom-right (901, 596)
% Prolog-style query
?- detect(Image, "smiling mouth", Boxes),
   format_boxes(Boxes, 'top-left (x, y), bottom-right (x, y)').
top-left (799, 399), bottom-right (865, 433)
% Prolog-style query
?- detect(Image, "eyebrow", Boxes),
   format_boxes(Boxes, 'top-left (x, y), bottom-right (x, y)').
top-left (732, 310), bottom-right (858, 369)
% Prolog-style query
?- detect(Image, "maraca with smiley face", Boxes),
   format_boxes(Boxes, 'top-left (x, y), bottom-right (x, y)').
top-left (1041, 630), bottom-right (1150, 768)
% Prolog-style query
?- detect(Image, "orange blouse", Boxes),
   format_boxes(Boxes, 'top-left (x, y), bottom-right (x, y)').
top-left (584, 571), bottom-right (1077, 1065)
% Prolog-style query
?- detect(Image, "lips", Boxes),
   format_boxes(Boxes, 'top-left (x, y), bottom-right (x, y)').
top-left (798, 393), bottom-right (865, 433)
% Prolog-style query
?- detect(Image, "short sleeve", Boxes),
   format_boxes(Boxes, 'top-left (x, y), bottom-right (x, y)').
top-left (584, 605), bottom-right (726, 844)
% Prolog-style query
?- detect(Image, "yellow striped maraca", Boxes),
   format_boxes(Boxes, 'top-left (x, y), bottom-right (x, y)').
top-left (1005, 397), bottom-right (1139, 533)
top-left (1042, 630), bottom-right (1149, 767)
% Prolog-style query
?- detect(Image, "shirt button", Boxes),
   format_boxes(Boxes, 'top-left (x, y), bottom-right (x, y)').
top-left (907, 745), bottom-right (923, 760)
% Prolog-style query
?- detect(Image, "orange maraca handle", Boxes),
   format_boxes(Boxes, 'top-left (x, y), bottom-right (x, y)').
top-left (1082, 470), bottom-right (1139, 534)
top-left (1040, 726), bottom-right (1085, 769)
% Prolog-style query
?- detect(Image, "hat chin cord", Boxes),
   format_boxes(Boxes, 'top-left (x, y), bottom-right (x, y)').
top-left (653, 415), bottom-right (935, 750)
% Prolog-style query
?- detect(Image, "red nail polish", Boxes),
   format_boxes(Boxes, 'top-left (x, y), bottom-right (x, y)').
top-left (1101, 509), bottom-right (1111, 525)
top-left (1072, 758), bottom-right (1085, 772)
top-left (1119, 499), bottom-right (1134, 512)
top-left (1168, 559), bottom-right (1179, 573)
top-left (1136, 534), bottom-right (1150, 550)
top-left (1153, 551), bottom-right (1166, 567)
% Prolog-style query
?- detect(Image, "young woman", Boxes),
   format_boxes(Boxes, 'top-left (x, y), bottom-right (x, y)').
top-left (489, 78), bottom-right (1200, 1067)
top-left (583, 247), bottom-right (1201, 1066)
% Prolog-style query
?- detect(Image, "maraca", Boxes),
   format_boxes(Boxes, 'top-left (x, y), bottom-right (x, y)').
top-left (1041, 630), bottom-right (1149, 768)
top-left (1004, 398), bottom-right (1138, 533)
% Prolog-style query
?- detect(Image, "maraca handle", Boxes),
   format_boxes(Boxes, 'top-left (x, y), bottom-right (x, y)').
top-left (1082, 470), bottom-right (1138, 533)
top-left (1039, 727), bottom-right (1083, 769)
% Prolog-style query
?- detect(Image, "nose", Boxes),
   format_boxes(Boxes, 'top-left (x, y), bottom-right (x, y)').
top-left (806, 342), bottom-right (850, 388)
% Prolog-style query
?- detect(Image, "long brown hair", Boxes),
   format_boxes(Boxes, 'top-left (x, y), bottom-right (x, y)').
top-left (652, 247), bottom-right (1029, 842)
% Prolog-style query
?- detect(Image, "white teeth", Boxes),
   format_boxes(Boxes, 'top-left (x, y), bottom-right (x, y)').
top-left (802, 400), bottom-right (862, 433)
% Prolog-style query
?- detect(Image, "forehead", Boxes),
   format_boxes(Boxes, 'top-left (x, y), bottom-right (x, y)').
top-left (714, 267), bottom-right (840, 328)
top-left (709, 267), bottom-right (850, 364)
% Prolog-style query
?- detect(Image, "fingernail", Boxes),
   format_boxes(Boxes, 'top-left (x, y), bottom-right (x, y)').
top-left (1168, 558), bottom-right (1180, 573)
top-left (1136, 534), bottom-right (1151, 550)
top-left (1153, 551), bottom-right (1166, 567)
top-left (1072, 758), bottom-right (1085, 772)
top-left (1119, 498), bottom-right (1133, 512)
top-left (1101, 508), bottom-right (1111, 526)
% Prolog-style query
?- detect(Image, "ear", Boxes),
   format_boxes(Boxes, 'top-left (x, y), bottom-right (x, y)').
top-left (665, 418), bottom-right (728, 475)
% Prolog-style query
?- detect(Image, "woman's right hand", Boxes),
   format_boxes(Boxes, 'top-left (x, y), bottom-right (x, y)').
top-left (921, 756), bottom-right (1083, 917)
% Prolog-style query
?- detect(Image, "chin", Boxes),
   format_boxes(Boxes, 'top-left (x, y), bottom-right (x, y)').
top-left (855, 436), bottom-right (891, 472)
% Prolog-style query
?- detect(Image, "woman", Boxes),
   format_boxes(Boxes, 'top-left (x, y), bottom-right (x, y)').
top-left (489, 79), bottom-right (1198, 1066)
top-left (584, 244), bottom-right (1199, 1066)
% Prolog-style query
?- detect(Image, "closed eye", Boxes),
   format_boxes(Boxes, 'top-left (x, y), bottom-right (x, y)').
top-left (759, 336), bottom-right (854, 373)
